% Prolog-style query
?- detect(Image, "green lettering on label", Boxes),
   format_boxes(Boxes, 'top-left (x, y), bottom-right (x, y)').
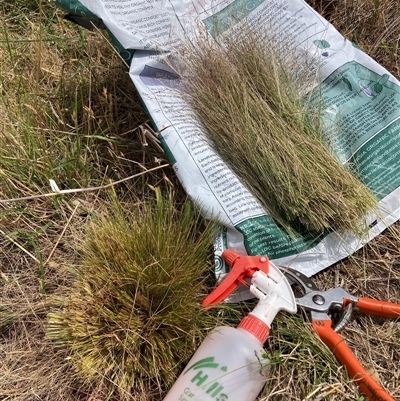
top-left (191, 370), bottom-right (209, 386)
top-left (206, 382), bottom-right (224, 397)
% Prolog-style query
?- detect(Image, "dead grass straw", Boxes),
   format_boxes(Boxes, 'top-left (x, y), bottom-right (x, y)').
top-left (308, 0), bottom-right (400, 79)
top-left (175, 28), bottom-right (377, 235)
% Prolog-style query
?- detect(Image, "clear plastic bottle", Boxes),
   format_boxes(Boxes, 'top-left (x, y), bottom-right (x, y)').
top-left (163, 251), bottom-right (297, 401)
top-left (163, 324), bottom-right (269, 401)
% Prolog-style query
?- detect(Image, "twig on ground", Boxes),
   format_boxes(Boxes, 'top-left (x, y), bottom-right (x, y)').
top-left (0, 164), bottom-right (169, 204)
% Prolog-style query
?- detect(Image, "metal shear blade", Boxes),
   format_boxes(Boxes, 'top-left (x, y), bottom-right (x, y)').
top-left (280, 266), bottom-right (400, 401)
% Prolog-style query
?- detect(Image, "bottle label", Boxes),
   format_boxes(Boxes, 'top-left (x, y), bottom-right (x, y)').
top-left (178, 356), bottom-right (228, 400)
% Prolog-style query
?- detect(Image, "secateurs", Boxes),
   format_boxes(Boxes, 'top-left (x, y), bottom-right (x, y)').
top-left (214, 250), bottom-right (400, 401)
top-left (283, 267), bottom-right (400, 401)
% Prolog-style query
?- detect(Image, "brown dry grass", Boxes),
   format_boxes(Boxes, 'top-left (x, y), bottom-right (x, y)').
top-left (0, 0), bottom-right (399, 400)
top-left (308, 0), bottom-right (400, 78)
top-left (0, 2), bottom-right (172, 399)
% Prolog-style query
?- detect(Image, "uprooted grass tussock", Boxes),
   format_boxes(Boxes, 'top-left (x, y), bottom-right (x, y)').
top-left (0, 0), bottom-right (399, 400)
top-left (174, 28), bottom-right (377, 235)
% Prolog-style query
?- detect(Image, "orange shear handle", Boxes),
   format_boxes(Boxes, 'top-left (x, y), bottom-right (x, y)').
top-left (312, 319), bottom-right (396, 401)
top-left (356, 297), bottom-right (400, 318)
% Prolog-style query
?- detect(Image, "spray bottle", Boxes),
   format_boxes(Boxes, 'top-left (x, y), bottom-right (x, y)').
top-left (162, 250), bottom-right (297, 401)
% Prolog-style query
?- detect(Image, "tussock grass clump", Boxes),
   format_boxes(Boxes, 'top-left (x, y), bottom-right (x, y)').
top-left (47, 191), bottom-right (225, 400)
top-left (177, 29), bottom-right (377, 234)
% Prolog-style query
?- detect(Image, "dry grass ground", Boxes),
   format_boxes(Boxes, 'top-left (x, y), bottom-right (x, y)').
top-left (0, 0), bottom-right (399, 400)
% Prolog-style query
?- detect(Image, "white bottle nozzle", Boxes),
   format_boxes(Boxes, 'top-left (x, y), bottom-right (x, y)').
top-left (203, 250), bottom-right (297, 342)
top-left (249, 265), bottom-right (297, 327)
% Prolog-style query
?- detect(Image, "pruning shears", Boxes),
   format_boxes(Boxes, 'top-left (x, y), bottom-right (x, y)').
top-left (214, 250), bottom-right (400, 401)
top-left (283, 267), bottom-right (400, 401)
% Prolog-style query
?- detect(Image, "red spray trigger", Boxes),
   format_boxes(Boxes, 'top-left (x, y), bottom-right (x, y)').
top-left (202, 250), bottom-right (270, 308)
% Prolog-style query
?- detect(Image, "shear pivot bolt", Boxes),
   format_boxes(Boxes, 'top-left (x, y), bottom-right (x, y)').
top-left (259, 257), bottom-right (267, 263)
top-left (312, 295), bottom-right (325, 305)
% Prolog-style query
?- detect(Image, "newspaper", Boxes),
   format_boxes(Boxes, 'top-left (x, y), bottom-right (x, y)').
top-left (55, 0), bottom-right (400, 296)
